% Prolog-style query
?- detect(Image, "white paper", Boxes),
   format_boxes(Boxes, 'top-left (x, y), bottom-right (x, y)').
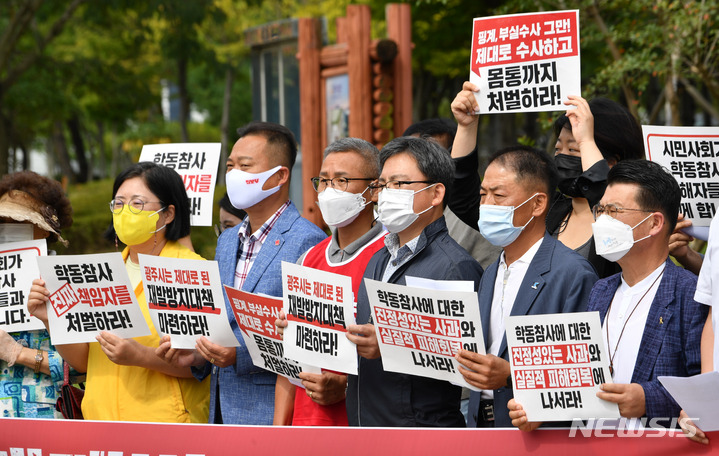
top-left (405, 276), bottom-right (474, 292)
top-left (506, 311), bottom-right (619, 422)
top-left (37, 253), bottom-right (151, 344)
top-left (282, 261), bottom-right (357, 375)
top-left (364, 278), bottom-right (484, 390)
top-left (139, 143), bottom-right (221, 226)
top-left (138, 254), bottom-right (239, 349)
top-left (470, 10), bottom-right (581, 114)
top-left (643, 125), bottom-right (719, 228)
top-left (224, 285), bottom-right (320, 387)
top-left (659, 372), bottom-right (719, 432)
top-left (0, 240), bottom-right (47, 332)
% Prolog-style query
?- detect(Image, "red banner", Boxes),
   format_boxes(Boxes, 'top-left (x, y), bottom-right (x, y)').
top-left (0, 418), bottom-right (715, 455)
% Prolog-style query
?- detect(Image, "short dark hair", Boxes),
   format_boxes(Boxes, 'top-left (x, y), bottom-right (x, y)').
top-left (607, 160), bottom-right (680, 235)
top-left (554, 97), bottom-right (644, 163)
top-left (402, 118), bottom-right (457, 151)
top-left (487, 145), bottom-right (558, 196)
top-left (236, 121), bottom-right (298, 170)
top-left (380, 136), bottom-right (455, 204)
top-left (324, 137), bottom-right (380, 178)
top-left (219, 193), bottom-right (246, 220)
top-left (111, 162), bottom-right (191, 240)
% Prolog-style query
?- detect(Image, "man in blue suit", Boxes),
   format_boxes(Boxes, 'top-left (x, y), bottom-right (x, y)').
top-left (456, 146), bottom-right (598, 427)
top-left (509, 160), bottom-right (707, 431)
top-left (161, 122), bottom-right (326, 424)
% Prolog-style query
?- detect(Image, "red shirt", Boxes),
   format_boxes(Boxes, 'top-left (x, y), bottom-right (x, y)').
top-left (292, 229), bottom-right (386, 426)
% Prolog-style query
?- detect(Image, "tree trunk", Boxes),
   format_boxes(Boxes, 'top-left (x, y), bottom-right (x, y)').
top-left (52, 121), bottom-right (76, 183)
top-left (0, 110), bottom-right (9, 176)
top-left (217, 66), bottom-right (234, 186)
top-left (664, 47), bottom-right (681, 126)
top-left (18, 140), bottom-right (29, 170)
top-left (96, 120), bottom-right (106, 179)
top-left (177, 57), bottom-right (190, 142)
top-left (67, 115), bottom-right (88, 182)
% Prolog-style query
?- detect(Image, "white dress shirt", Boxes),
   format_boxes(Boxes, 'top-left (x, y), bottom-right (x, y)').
top-left (602, 262), bottom-right (665, 385)
top-left (482, 237), bottom-right (543, 400)
top-left (598, 262), bottom-right (665, 431)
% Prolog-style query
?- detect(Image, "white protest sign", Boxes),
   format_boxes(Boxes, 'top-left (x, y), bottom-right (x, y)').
top-left (506, 311), bottom-right (619, 422)
top-left (0, 240), bottom-right (47, 332)
top-left (364, 278), bottom-right (484, 389)
top-left (281, 262), bottom-right (357, 375)
top-left (138, 254), bottom-right (238, 349)
top-left (225, 285), bottom-right (320, 387)
top-left (37, 253), bottom-right (151, 344)
top-left (644, 125), bottom-right (719, 237)
top-left (139, 143), bottom-right (221, 226)
top-left (470, 10), bottom-right (580, 114)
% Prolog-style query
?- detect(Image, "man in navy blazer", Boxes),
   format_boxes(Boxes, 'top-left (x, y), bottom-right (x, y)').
top-left (161, 122), bottom-right (325, 425)
top-left (456, 146), bottom-right (598, 427)
top-left (509, 160), bottom-right (707, 431)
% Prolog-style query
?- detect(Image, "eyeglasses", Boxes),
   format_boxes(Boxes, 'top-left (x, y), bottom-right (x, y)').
top-left (591, 203), bottom-right (654, 220)
top-left (368, 180), bottom-right (435, 194)
top-left (109, 198), bottom-right (164, 214)
top-left (310, 177), bottom-right (375, 193)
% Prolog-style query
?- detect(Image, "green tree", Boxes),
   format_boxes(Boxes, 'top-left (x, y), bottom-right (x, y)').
top-left (0, 0), bottom-right (87, 176)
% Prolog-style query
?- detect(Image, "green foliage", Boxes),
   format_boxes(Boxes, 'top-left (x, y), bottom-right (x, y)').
top-left (119, 121), bottom-right (222, 162)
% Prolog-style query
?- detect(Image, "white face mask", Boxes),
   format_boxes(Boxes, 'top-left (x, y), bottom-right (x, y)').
top-left (377, 184), bottom-right (436, 234)
top-left (317, 187), bottom-right (370, 228)
top-left (0, 223), bottom-right (34, 243)
top-left (591, 213), bottom-right (653, 262)
top-left (226, 166), bottom-right (282, 210)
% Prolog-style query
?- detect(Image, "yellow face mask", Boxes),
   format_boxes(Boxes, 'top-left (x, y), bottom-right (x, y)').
top-left (112, 207), bottom-right (165, 246)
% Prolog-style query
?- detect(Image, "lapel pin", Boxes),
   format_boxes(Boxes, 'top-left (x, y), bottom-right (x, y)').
top-left (531, 282), bottom-right (539, 289)
top-left (275, 239), bottom-right (280, 246)
top-left (659, 317), bottom-right (663, 325)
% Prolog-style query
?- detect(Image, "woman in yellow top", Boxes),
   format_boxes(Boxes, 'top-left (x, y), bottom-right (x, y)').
top-left (29, 162), bottom-right (209, 422)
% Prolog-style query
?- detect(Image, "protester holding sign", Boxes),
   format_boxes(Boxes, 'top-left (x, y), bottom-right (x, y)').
top-left (510, 160), bottom-right (707, 430)
top-left (29, 163), bottom-right (210, 422)
top-left (159, 122), bottom-right (326, 425)
top-left (0, 171), bottom-right (72, 418)
top-left (345, 136), bottom-right (484, 427)
top-left (274, 138), bottom-right (385, 426)
top-left (455, 146), bottom-right (598, 427)
top-left (450, 82), bottom-right (645, 279)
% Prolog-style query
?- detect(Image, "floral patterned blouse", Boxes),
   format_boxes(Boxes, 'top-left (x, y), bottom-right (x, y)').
top-left (0, 329), bottom-right (64, 418)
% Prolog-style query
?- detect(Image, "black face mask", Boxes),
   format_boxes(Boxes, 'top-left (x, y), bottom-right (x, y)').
top-left (554, 154), bottom-right (584, 197)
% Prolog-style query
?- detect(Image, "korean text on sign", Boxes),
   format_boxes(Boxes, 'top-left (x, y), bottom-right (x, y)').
top-left (226, 285), bottom-right (319, 386)
top-left (364, 278), bottom-right (484, 390)
top-left (470, 10), bottom-right (580, 114)
top-left (139, 254), bottom-right (239, 349)
top-left (139, 143), bottom-right (221, 227)
top-left (644, 125), bottom-right (719, 229)
top-left (0, 240), bottom-right (47, 332)
top-left (506, 312), bottom-right (619, 422)
top-left (282, 262), bottom-right (356, 375)
top-left (37, 252), bottom-right (150, 345)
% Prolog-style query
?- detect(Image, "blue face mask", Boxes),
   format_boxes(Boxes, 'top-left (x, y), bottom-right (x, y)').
top-left (477, 193), bottom-right (538, 247)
